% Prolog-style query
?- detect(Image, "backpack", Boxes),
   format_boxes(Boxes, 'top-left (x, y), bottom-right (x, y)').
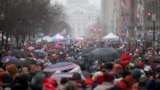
top-left (11, 76), bottom-right (22, 90)
top-left (11, 74), bottom-right (31, 90)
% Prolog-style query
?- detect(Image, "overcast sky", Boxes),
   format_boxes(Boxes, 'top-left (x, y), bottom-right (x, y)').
top-left (51, 0), bottom-right (100, 9)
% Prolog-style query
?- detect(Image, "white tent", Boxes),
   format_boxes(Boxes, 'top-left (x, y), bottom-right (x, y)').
top-left (103, 32), bottom-right (119, 40)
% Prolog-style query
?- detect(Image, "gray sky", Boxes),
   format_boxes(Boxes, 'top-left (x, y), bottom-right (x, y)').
top-left (51, 0), bottom-right (100, 9)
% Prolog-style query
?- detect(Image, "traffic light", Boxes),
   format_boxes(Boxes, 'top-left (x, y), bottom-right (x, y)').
top-left (147, 12), bottom-right (152, 20)
top-left (41, 19), bottom-right (45, 23)
top-left (89, 26), bottom-right (94, 31)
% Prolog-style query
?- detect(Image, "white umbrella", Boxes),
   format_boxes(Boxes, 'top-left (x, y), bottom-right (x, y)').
top-left (36, 38), bottom-right (42, 43)
top-left (42, 36), bottom-right (52, 40)
top-left (27, 46), bottom-right (34, 50)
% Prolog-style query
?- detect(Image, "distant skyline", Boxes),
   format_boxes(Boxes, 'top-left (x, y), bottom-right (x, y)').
top-left (51, 0), bottom-right (100, 9)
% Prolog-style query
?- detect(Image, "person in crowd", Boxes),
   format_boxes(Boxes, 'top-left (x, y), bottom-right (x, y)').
top-left (59, 78), bottom-right (69, 90)
top-left (84, 76), bottom-right (94, 90)
top-left (116, 80), bottom-right (129, 90)
top-left (124, 75), bottom-right (135, 89)
top-left (30, 71), bottom-right (46, 90)
top-left (64, 81), bottom-right (78, 90)
top-left (43, 77), bottom-right (58, 90)
top-left (71, 72), bottom-right (85, 90)
top-left (2, 73), bottom-right (13, 89)
top-left (131, 68), bottom-right (142, 90)
top-left (0, 71), bottom-right (6, 86)
top-left (6, 64), bottom-right (19, 80)
top-left (94, 72), bottom-right (115, 90)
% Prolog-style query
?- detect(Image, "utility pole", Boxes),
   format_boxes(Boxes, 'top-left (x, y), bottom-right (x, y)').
top-left (152, 14), bottom-right (156, 47)
top-left (0, 0), bottom-right (5, 52)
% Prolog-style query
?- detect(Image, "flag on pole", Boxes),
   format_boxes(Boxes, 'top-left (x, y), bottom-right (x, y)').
top-left (59, 29), bottom-right (66, 35)
top-left (123, 17), bottom-right (129, 38)
top-left (121, 0), bottom-right (126, 9)
top-left (123, 17), bottom-right (127, 33)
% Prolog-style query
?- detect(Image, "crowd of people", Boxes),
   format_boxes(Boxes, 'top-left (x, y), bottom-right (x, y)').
top-left (0, 40), bottom-right (160, 90)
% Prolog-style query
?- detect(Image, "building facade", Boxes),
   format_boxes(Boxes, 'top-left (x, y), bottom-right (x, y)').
top-left (65, 0), bottom-right (100, 38)
top-left (115, 0), bottom-right (139, 39)
top-left (144, 0), bottom-right (160, 31)
top-left (101, 0), bottom-right (117, 35)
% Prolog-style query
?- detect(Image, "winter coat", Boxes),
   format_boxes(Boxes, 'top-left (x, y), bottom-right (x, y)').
top-left (93, 82), bottom-right (113, 90)
top-left (30, 71), bottom-right (45, 90)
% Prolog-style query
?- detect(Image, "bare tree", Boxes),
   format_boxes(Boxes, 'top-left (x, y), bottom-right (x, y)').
top-left (1, 0), bottom-right (67, 46)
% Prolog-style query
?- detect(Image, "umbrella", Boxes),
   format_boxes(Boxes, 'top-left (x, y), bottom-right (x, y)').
top-left (150, 55), bottom-right (160, 63)
top-left (83, 47), bottom-right (96, 55)
top-left (47, 50), bottom-right (56, 53)
top-left (88, 48), bottom-right (120, 61)
top-left (43, 62), bottom-right (78, 72)
top-left (4, 60), bottom-right (29, 66)
top-left (50, 73), bottom-right (73, 81)
top-left (42, 36), bottom-right (51, 40)
top-left (11, 49), bottom-right (26, 58)
top-left (2, 56), bottom-right (18, 62)
top-left (42, 36), bottom-right (52, 43)
top-left (53, 45), bottom-right (61, 49)
top-left (27, 46), bottom-right (34, 51)
top-left (37, 51), bottom-right (47, 58)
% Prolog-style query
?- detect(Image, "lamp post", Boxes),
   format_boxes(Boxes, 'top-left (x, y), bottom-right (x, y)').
top-left (152, 14), bottom-right (156, 47)
top-left (0, 12), bottom-right (4, 51)
top-left (0, 0), bottom-right (5, 52)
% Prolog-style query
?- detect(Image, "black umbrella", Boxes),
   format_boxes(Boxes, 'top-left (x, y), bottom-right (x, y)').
top-left (4, 60), bottom-right (29, 66)
top-left (11, 49), bottom-right (27, 58)
top-left (83, 47), bottom-right (96, 55)
top-left (150, 55), bottom-right (160, 63)
top-left (88, 48), bottom-right (120, 61)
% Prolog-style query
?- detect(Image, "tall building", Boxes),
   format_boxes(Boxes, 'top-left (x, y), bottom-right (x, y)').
top-left (101, 0), bottom-right (117, 35)
top-left (65, 0), bottom-right (100, 38)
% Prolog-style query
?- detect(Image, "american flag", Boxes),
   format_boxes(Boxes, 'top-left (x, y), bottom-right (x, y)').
top-left (121, 0), bottom-right (126, 9)
top-left (123, 17), bottom-right (129, 38)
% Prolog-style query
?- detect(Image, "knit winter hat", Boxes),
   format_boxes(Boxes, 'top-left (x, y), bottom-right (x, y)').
top-left (116, 80), bottom-right (129, 90)
top-left (131, 68), bottom-right (141, 80)
top-left (138, 61), bottom-right (145, 69)
top-left (112, 64), bottom-right (123, 73)
top-left (125, 75), bottom-right (135, 88)
top-left (103, 72), bottom-right (115, 82)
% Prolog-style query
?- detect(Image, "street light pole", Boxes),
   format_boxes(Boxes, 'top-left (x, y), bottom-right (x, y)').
top-left (153, 21), bottom-right (155, 42)
top-left (0, 13), bottom-right (4, 51)
top-left (0, 0), bottom-right (4, 52)
top-left (152, 14), bottom-right (156, 47)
